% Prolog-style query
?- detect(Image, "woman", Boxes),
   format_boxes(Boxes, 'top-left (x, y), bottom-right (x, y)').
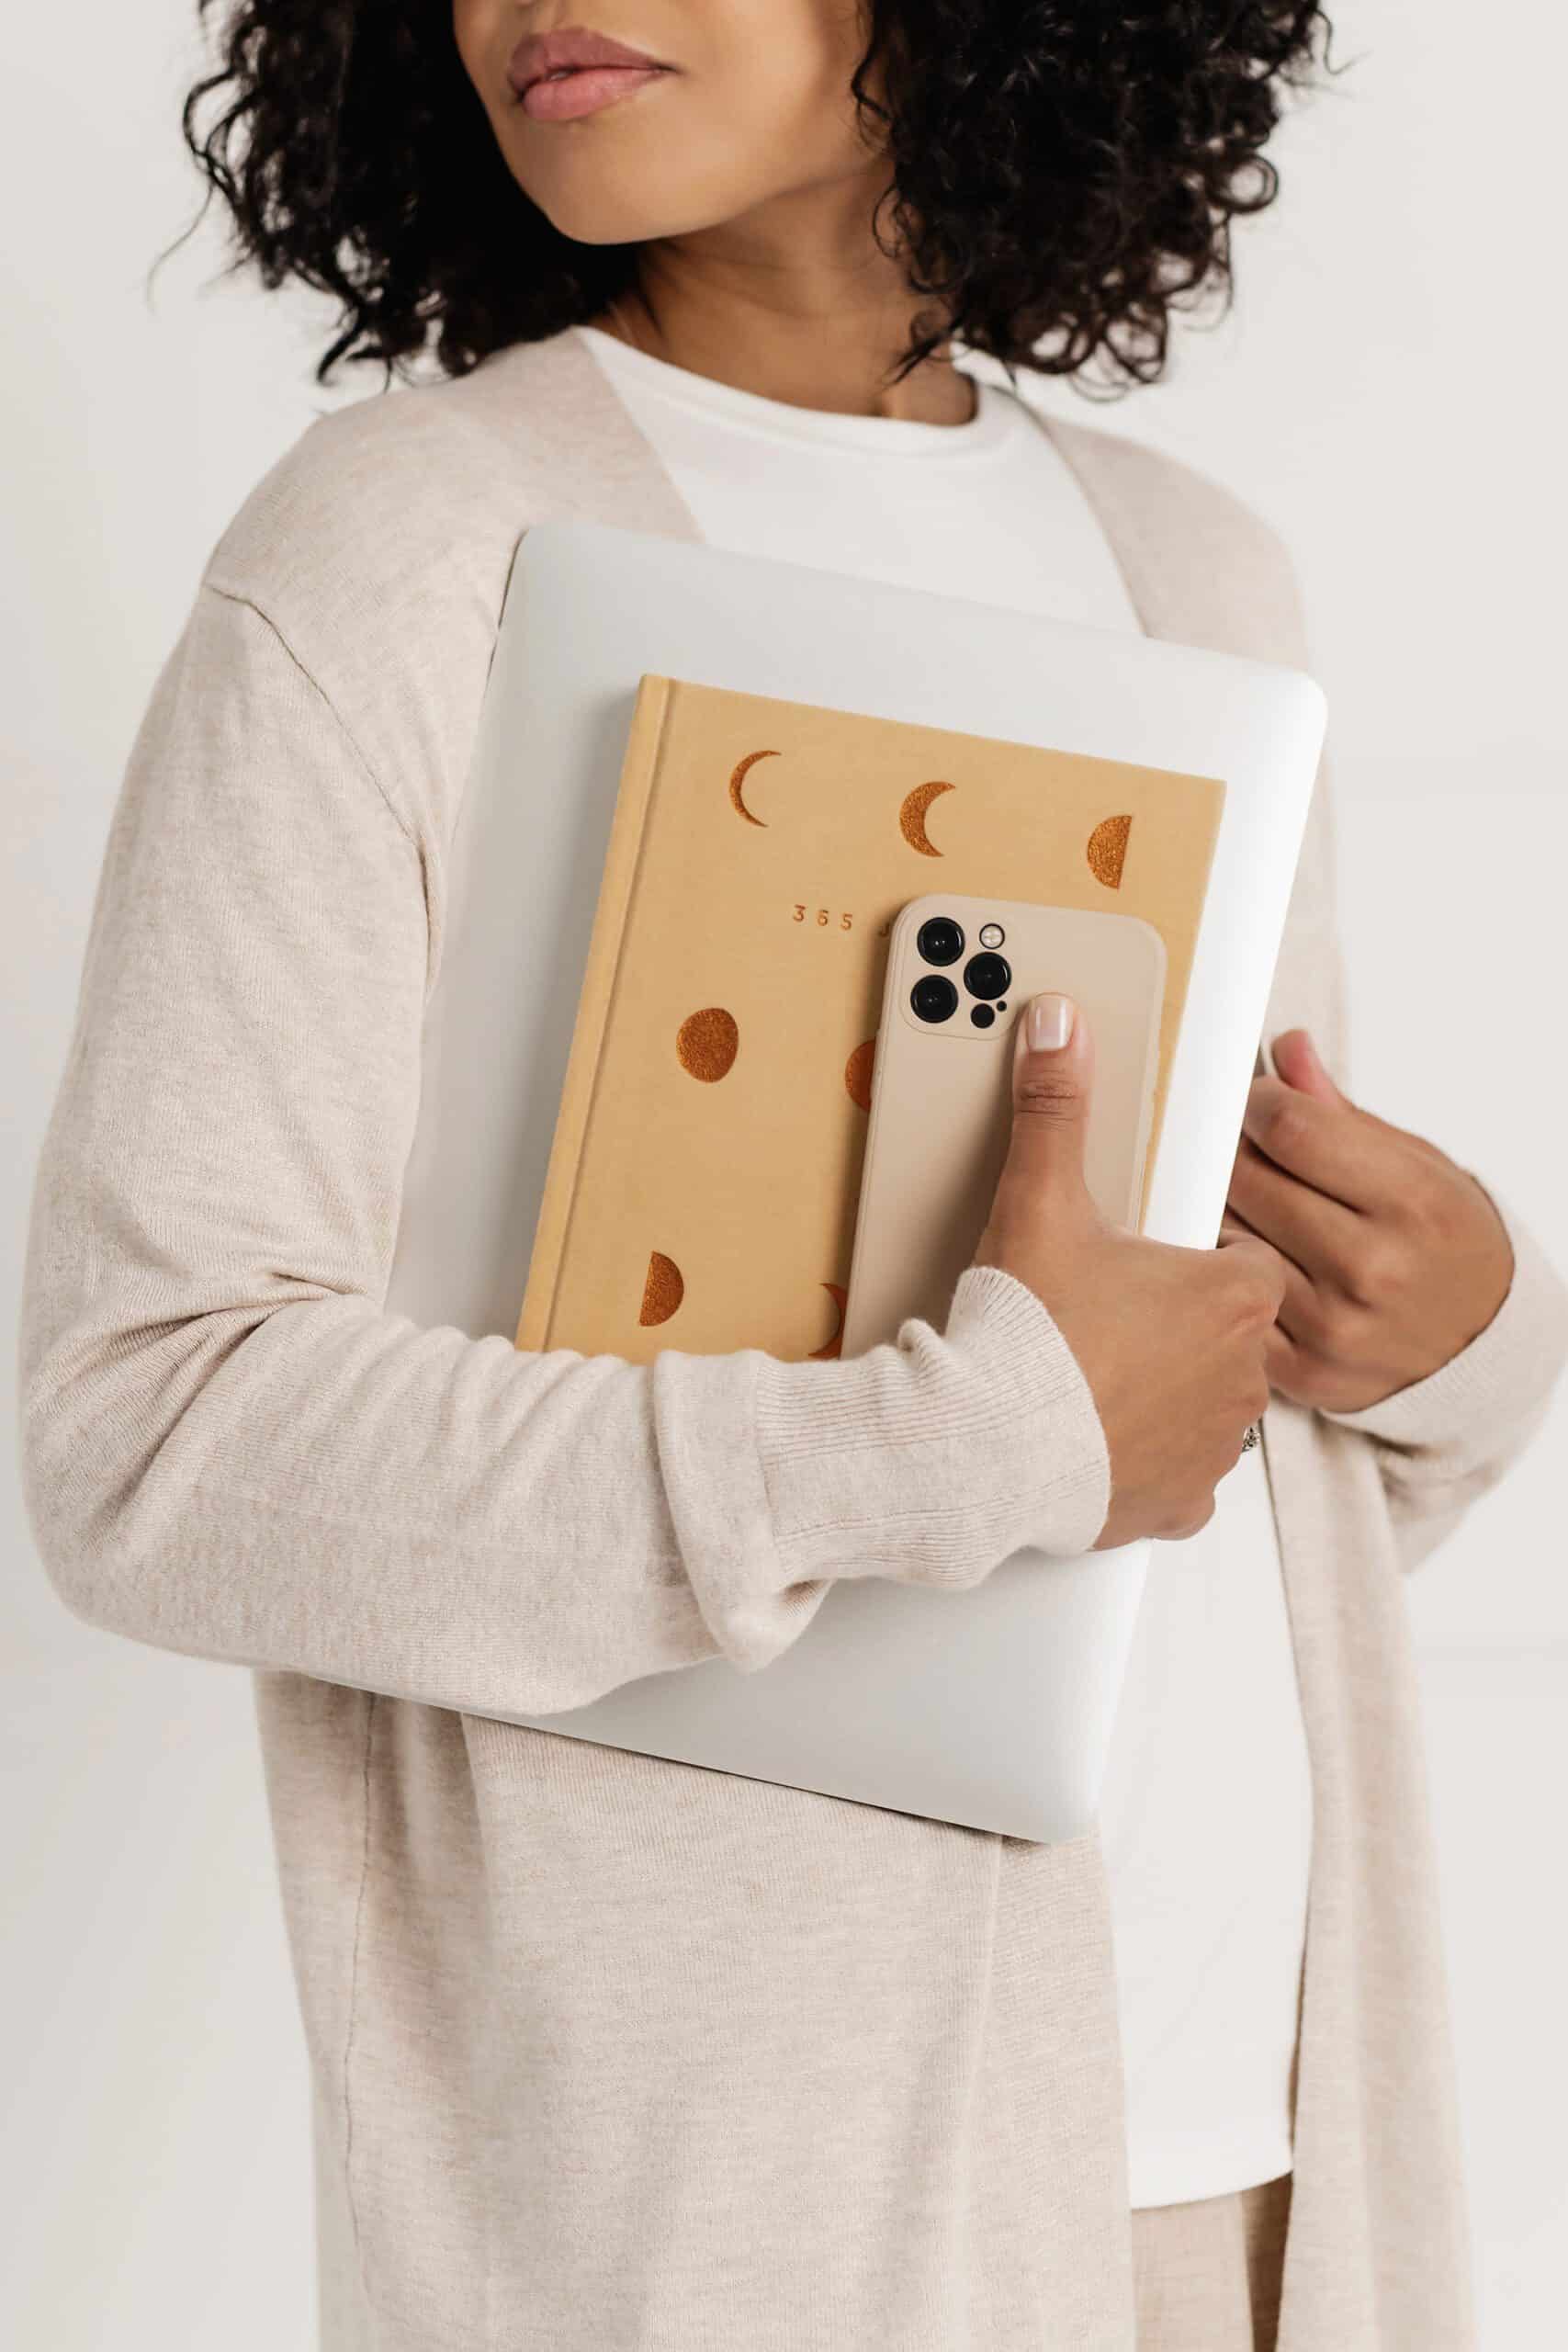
top-left (19, 4), bottom-right (1567, 2347)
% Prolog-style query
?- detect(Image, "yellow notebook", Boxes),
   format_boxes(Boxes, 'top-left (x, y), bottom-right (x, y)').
top-left (514, 675), bottom-right (1224, 1365)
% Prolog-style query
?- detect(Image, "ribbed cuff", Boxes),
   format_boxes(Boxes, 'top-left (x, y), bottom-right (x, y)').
top-left (652, 1268), bottom-right (1112, 1679)
top-left (753, 1261), bottom-right (1111, 1589)
top-left (1318, 1176), bottom-right (1568, 1468)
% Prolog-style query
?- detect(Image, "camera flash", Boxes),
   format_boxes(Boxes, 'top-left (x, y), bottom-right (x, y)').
top-left (978, 922), bottom-right (1004, 948)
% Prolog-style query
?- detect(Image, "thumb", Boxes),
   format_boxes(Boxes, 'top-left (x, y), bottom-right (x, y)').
top-left (1001, 991), bottom-right (1093, 1201)
top-left (1269, 1026), bottom-right (1348, 1109)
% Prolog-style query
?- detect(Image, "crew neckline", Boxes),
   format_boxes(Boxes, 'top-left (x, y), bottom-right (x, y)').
top-left (570, 322), bottom-right (1019, 459)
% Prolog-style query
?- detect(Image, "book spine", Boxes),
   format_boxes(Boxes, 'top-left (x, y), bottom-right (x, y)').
top-left (514, 673), bottom-right (674, 1354)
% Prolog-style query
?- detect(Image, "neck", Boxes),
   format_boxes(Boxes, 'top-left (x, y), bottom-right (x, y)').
top-left (583, 215), bottom-right (977, 427)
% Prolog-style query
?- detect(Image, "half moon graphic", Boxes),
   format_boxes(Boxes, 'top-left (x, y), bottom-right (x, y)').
top-left (900, 779), bottom-right (955, 857)
top-left (729, 748), bottom-right (781, 826)
top-left (807, 1283), bottom-right (848, 1361)
top-left (844, 1037), bottom-right (876, 1112)
top-left (1087, 812), bottom-right (1133, 889)
top-left (639, 1250), bottom-right (684, 1327)
top-left (677, 1006), bottom-right (739, 1081)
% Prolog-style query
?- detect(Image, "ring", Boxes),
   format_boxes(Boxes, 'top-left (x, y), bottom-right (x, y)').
top-left (1240, 1421), bottom-right (1259, 1451)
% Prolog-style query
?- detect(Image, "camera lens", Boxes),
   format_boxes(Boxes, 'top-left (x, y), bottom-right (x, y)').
top-left (910, 974), bottom-right (959, 1024)
top-left (964, 950), bottom-right (1011, 1001)
top-left (916, 916), bottom-right (964, 967)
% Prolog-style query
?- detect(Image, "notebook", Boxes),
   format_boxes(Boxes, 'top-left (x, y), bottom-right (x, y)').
top-left (382, 519), bottom-right (1325, 1838)
top-left (515, 672), bottom-right (1225, 1363)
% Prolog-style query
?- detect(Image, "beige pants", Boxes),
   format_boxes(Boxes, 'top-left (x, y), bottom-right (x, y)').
top-left (1131, 2173), bottom-right (1292, 2352)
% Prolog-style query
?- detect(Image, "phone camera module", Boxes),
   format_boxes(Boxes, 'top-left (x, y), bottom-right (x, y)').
top-left (915, 915), bottom-right (964, 967)
top-left (964, 950), bottom-right (1011, 1002)
top-left (910, 974), bottom-right (960, 1024)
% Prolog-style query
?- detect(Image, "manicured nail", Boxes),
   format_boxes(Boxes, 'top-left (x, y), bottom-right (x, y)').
top-left (1027, 992), bottom-right (1075, 1051)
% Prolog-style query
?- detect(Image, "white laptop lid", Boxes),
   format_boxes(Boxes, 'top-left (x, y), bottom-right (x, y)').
top-left (384, 519), bottom-right (1325, 1840)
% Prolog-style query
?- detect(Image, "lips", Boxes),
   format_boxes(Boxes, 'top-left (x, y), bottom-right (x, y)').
top-left (506, 25), bottom-right (671, 98)
top-left (518, 65), bottom-right (670, 123)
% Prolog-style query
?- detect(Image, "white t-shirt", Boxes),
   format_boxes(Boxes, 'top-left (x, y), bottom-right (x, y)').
top-left (570, 322), bottom-right (1314, 2209)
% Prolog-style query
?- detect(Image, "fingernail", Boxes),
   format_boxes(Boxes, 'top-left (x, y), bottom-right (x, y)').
top-left (1027, 992), bottom-right (1075, 1051)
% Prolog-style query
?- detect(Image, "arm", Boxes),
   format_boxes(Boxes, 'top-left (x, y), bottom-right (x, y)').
top-left (1284, 748), bottom-right (1568, 1572)
top-left (1048, 418), bottom-right (1568, 1574)
top-left (17, 582), bottom-right (1111, 1716)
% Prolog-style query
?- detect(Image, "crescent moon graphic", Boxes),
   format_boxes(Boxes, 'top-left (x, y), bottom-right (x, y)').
top-left (639, 1250), bottom-right (684, 1327)
top-left (729, 748), bottom-right (781, 826)
top-left (1087, 813), bottom-right (1133, 889)
top-left (899, 779), bottom-right (955, 856)
top-left (844, 1037), bottom-right (876, 1112)
top-left (807, 1283), bottom-right (848, 1361)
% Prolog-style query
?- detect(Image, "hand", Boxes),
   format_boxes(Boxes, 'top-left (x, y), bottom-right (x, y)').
top-left (971, 993), bottom-right (1286, 1548)
top-left (1217, 1028), bottom-right (1516, 1415)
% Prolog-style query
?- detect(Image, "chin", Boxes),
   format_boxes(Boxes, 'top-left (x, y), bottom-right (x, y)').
top-left (521, 173), bottom-right (749, 251)
top-left (505, 107), bottom-right (766, 248)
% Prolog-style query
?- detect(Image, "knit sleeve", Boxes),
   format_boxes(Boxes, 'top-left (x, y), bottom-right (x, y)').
top-left (1314, 1175), bottom-right (1568, 1575)
top-left (17, 582), bottom-right (1111, 1716)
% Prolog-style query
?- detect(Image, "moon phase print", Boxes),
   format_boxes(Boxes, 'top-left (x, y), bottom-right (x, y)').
top-left (516, 675), bottom-right (1224, 1365)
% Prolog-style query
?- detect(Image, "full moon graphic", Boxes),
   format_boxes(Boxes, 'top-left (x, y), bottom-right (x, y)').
top-left (1087, 812), bottom-right (1133, 888)
top-left (807, 1283), bottom-right (848, 1360)
top-left (639, 1250), bottom-right (683, 1327)
top-left (899, 779), bottom-right (955, 856)
top-left (677, 1006), bottom-right (739, 1081)
top-left (729, 748), bottom-right (781, 826)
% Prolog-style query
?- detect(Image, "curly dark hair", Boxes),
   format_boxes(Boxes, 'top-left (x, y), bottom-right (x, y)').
top-left (164, 0), bottom-right (1336, 395)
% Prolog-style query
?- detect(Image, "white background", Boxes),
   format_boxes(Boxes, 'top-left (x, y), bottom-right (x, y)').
top-left (4, 3), bottom-right (1564, 2343)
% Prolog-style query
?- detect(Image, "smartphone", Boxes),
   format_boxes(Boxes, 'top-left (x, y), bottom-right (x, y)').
top-left (840, 892), bottom-right (1167, 1356)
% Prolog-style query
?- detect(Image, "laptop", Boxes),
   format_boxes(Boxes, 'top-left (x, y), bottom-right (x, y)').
top-left (384, 519), bottom-right (1325, 1839)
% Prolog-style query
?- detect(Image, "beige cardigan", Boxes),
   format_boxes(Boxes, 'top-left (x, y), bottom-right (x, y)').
top-left (19, 325), bottom-right (1568, 2350)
